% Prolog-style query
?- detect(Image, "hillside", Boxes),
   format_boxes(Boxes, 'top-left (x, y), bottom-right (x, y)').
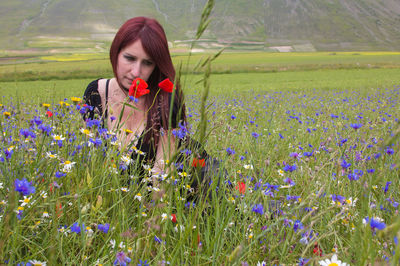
top-left (1, 0), bottom-right (400, 51)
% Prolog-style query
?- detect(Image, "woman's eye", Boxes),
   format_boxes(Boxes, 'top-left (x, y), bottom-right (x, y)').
top-left (124, 55), bottom-right (136, 61)
top-left (144, 60), bottom-right (153, 66)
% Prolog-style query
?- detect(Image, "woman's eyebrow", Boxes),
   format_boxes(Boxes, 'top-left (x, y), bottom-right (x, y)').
top-left (123, 52), bottom-right (152, 62)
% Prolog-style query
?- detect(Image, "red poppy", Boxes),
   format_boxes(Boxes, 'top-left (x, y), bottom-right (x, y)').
top-left (129, 78), bottom-right (149, 98)
top-left (191, 158), bottom-right (206, 168)
top-left (158, 78), bottom-right (174, 93)
top-left (235, 182), bottom-right (246, 194)
top-left (56, 203), bottom-right (63, 218)
top-left (313, 242), bottom-right (323, 256)
top-left (46, 110), bottom-right (53, 117)
top-left (171, 213), bottom-right (177, 223)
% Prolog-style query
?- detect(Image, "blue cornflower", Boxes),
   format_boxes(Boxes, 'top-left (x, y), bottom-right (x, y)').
top-left (252, 204), bottom-right (264, 215)
top-left (71, 222), bottom-right (83, 234)
top-left (180, 149), bottom-right (192, 156)
top-left (298, 257), bottom-right (310, 266)
top-left (340, 159), bottom-right (351, 169)
top-left (386, 198), bottom-right (399, 208)
top-left (89, 137), bottom-right (102, 147)
top-left (38, 124), bottom-right (53, 136)
top-left (226, 147), bottom-right (235, 156)
top-left (286, 195), bottom-right (300, 202)
top-left (251, 132), bottom-right (260, 139)
top-left (331, 194), bottom-right (346, 204)
top-left (383, 181), bottom-right (392, 194)
top-left (230, 115), bottom-right (236, 120)
top-left (289, 152), bottom-right (300, 159)
top-left (172, 122), bottom-right (190, 139)
top-left (98, 223), bottom-right (110, 233)
top-left (303, 151), bottom-right (313, 157)
top-left (283, 164), bottom-right (297, 172)
top-left (283, 177), bottom-right (295, 186)
top-left (293, 220), bottom-right (303, 232)
top-left (86, 118), bottom-right (102, 128)
top-left (14, 178), bottom-right (36, 196)
top-left (17, 210), bottom-right (24, 220)
top-left (19, 128), bottom-right (36, 139)
top-left (350, 123), bottom-right (363, 130)
top-left (129, 96), bottom-right (139, 102)
top-left (348, 169), bottom-right (363, 181)
top-left (55, 171), bottom-right (66, 178)
top-left (185, 201), bottom-right (195, 209)
top-left (385, 147), bottom-right (394, 155)
top-left (3, 148), bottom-right (13, 160)
top-left (114, 251), bottom-right (131, 266)
top-left (138, 259), bottom-right (149, 266)
top-left (154, 235), bottom-right (163, 244)
top-left (364, 217), bottom-right (386, 232)
top-left (32, 116), bottom-right (43, 126)
top-left (374, 153), bottom-right (381, 159)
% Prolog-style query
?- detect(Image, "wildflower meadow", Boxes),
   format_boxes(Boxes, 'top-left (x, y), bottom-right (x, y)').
top-left (1, 1), bottom-right (400, 264)
top-left (1, 79), bottom-right (400, 265)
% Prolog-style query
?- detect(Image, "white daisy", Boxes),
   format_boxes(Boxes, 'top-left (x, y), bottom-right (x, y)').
top-left (244, 164), bottom-right (254, 170)
top-left (28, 260), bottom-right (47, 266)
top-left (53, 135), bottom-right (65, 141)
top-left (134, 193), bottom-right (142, 201)
top-left (319, 254), bottom-right (349, 266)
top-left (61, 160), bottom-right (76, 173)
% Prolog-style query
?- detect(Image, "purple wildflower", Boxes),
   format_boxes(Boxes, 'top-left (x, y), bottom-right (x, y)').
top-left (114, 251), bottom-right (131, 266)
top-left (14, 178), bottom-right (36, 196)
top-left (226, 147), bottom-right (235, 156)
top-left (252, 204), bottom-right (264, 215)
top-left (341, 159), bottom-right (351, 169)
top-left (98, 223), bottom-right (110, 233)
top-left (283, 164), bottom-right (297, 172)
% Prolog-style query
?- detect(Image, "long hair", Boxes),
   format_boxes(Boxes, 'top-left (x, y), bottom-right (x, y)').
top-left (110, 17), bottom-right (186, 150)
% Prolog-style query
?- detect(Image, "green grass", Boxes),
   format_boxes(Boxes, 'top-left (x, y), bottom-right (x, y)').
top-left (1, 51), bottom-right (400, 82)
top-left (1, 78), bottom-right (400, 264)
top-left (1, 68), bottom-right (399, 105)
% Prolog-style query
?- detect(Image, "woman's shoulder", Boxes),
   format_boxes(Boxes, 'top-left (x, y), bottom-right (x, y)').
top-left (84, 78), bottom-right (109, 96)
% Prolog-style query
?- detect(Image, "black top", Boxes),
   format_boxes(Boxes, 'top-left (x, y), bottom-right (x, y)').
top-left (82, 79), bottom-right (185, 166)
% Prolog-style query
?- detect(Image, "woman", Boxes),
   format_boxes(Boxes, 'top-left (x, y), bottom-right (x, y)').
top-left (82, 17), bottom-right (187, 175)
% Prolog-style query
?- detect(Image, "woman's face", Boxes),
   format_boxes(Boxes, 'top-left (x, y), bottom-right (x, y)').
top-left (116, 39), bottom-right (156, 89)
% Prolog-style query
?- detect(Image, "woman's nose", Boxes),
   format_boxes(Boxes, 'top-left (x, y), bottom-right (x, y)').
top-left (130, 62), bottom-right (141, 77)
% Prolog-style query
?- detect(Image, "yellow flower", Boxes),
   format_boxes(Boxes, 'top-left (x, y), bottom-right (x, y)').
top-left (3, 111), bottom-right (11, 118)
top-left (124, 129), bottom-right (133, 134)
top-left (42, 103), bottom-right (51, 108)
top-left (70, 97), bottom-right (82, 104)
top-left (53, 135), bottom-right (65, 141)
top-left (80, 128), bottom-right (93, 137)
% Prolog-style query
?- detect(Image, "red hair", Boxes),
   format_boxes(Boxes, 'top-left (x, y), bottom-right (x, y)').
top-left (110, 17), bottom-right (186, 150)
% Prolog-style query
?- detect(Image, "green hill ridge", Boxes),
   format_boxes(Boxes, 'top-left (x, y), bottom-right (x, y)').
top-left (1, 0), bottom-right (400, 51)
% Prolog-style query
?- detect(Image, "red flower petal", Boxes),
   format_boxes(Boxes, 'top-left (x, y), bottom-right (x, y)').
top-left (171, 213), bottom-right (177, 223)
top-left (158, 78), bottom-right (174, 93)
top-left (129, 78), bottom-right (149, 98)
top-left (191, 158), bottom-right (206, 168)
top-left (46, 111), bottom-right (53, 117)
top-left (235, 182), bottom-right (246, 194)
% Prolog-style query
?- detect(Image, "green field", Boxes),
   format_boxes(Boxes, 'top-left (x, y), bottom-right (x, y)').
top-left (1, 51), bottom-right (400, 103)
top-left (1, 51), bottom-right (400, 265)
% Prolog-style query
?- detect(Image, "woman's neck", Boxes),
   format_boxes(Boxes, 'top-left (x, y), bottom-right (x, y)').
top-left (112, 78), bottom-right (147, 109)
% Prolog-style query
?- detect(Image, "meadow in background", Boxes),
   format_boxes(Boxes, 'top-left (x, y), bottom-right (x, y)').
top-left (1, 17), bottom-right (400, 266)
